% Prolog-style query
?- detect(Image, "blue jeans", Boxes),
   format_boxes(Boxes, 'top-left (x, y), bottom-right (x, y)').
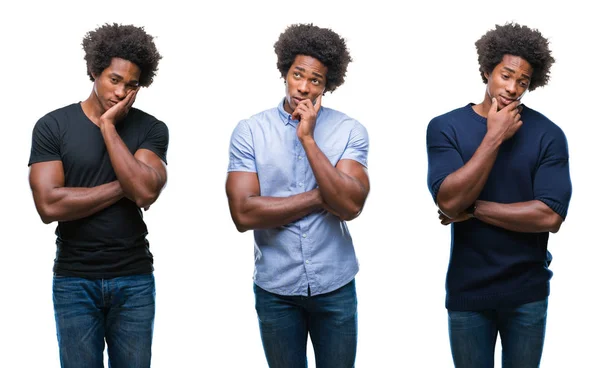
top-left (52, 274), bottom-right (155, 368)
top-left (254, 279), bottom-right (358, 368)
top-left (448, 298), bottom-right (548, 368)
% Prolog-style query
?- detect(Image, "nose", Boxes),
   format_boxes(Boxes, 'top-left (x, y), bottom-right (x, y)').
top-left (114, 84), bottom-right (127, 99)
top-left (505, 80), bottom-right (517, 96)
top-left (296, 80), bottom-right (309, 94)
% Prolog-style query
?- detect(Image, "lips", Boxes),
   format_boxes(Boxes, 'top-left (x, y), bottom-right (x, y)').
top-left (499, 96), bottom-right (516, 106)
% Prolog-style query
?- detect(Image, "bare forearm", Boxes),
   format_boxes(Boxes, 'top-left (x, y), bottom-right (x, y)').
top-left (474, 200), bottom-right (563, 233)
top-left (437, 134), bottom-right (502, 218)
top-left (231, 189), bottom-right (322, 232)
top-left (100, 123), bottom-right (162, 207)
top-left (35, 181), bottom-right (123, 224)
top-left (302, 139), bottom-right (366, 220)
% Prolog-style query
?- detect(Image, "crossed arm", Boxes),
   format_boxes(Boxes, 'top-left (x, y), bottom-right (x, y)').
top-left (226, 157), bottom-right (369, 233)
top-left (30, 147), bottom-right (166, 224)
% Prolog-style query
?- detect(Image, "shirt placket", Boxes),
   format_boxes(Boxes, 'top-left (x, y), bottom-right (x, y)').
top-left (293, 129), bottom-right (315, 295)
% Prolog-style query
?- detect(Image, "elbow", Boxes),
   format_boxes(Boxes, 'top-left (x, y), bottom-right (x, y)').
top-left (338, 204), bottom-right (363, 222)
top-left (437, 200), bottom-right (460, 219)
top-left (37, 206), bottom-right (56, 224)
top-left (231, 213), bottom-right (251, 233)
top-left (133, 191), bottom-right (159, 209)
top-left (40, 214), bottom-right (54, 224)
top-left (36, 203), bottom-right (58, 225)
top-left (548, 216), bottom-right (563, 234)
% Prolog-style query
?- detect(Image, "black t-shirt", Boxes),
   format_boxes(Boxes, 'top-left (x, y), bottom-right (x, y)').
top-left (28, 103), bottom-right (169, 278)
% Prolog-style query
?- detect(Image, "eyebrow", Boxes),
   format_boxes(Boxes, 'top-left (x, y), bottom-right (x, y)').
top-left (294, 66), bottom-right (325, 79)
top-left (109, 72), bottom-right (140, 85)
top-left (502, 66), bottom-right (531, 80)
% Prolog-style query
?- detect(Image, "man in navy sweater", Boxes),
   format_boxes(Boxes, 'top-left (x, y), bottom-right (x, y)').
top-left (426, 23), bottom-right (572, 367)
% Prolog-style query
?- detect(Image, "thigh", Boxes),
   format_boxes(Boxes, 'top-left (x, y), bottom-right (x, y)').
top-left (53, 275), bottom-right (105, 368)
top-left (254, 283), bottom-right (309, 368)
top-left (498, 298), bottom-right (548, 368)
top-left (448, 308), bottom-right (497, 368)
top-left (105, 274), bottom-right (156, 368)
top-left (308, 280), bottom-right (358, 368)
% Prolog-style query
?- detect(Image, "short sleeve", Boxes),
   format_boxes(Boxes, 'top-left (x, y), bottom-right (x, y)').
top-left (28, 116), bottom-right (61, 166)
top-left (228, 120), bottom-right (257, 173)
top-left (139, 121), bottom-right (169, 164)
top-left (533, 128), bottom-right (572, 219)
top-left (340, 121), bottom-right (369, 168)
top-left (426, 117), bottom-right (465, 203)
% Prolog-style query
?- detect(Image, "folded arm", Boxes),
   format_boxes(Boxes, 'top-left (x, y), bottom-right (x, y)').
top-left (29, 161), bottom-right (124, 224)
top-left (100, 123), bottom-right (167, 208)
top-left (226, 171), bottom-right (324, 232)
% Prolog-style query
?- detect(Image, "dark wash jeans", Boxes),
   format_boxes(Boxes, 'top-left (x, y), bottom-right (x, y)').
top-left (448, 298), bottom-right (548, 368)
top-left (52, 274), bottom-right (155, 368)
top-left (254, 279), bottom-right (358, 368)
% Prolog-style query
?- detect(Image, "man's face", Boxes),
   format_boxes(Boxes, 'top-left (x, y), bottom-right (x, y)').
top-left (485, 54), bottom-right (533, 110)
top-left (283, 55), bottom-right (327, 114)
top-left (92, 57), bottom-right (141, 112)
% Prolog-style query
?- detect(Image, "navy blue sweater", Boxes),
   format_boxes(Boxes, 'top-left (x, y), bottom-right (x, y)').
top-left (427, 104), bottom-right (572, 311)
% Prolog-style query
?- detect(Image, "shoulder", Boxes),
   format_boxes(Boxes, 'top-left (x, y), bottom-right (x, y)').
top-left (320, 106), bottom-right (366, 133)
top-left (521, 105), bottom-right (565, 137)
top-left (243, 106), bottom-right (279, 129)
top-left (128, 107), bottom-right (164, 126)
top-left (33, 103), bottom-right (81, 133)
top-left (428, 105), bottom-right (471, 129)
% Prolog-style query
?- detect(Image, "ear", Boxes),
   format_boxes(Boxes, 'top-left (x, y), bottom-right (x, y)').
top-left (484, 72), bottom-right (489, 81)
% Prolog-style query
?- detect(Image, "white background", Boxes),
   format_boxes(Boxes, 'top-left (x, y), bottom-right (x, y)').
top-left (1, 0), bottom-right (597, 367)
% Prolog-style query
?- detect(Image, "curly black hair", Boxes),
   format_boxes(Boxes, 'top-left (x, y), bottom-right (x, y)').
top-left (274, 24), bottom-right (352, 93)
top-left (475, 22), bottom-right (554, 91)
top-left (82, 23), bottom-right (161, 87)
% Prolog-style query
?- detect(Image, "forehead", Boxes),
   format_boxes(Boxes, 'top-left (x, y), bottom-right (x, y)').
top-left (290, 55), bottom-right (327, 76)
top-left (103, 57), bottom-right (141, 80)
top-left (495, 54), bottom-right (533, 76)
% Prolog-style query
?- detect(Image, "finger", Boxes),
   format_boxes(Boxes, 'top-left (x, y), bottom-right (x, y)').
top-left (314, 93), bottom-right (322, 112)
top-left (514, 113), bottom-right (521, 122)
top-left (507, 99), bottom-right (520, 111)
top-left (125, 89), bottom-right (138, 109)
top-left (489, 97), bottom-right (498, 113)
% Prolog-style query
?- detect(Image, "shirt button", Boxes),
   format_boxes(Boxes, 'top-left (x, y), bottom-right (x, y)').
top-left (302, 233), bottom-right (307, 238)
top-left (298, 155), bottom-right (303, 160)
top-left (305, 260), bottom-right (311, 264)
top-left (298, 182), bottom-right (304, 187)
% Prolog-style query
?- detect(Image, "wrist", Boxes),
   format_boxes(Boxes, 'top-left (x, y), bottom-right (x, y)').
top-left (466, 201), bottom-right (478, 218)
top-left (482, 132), bottom-right (503, 149)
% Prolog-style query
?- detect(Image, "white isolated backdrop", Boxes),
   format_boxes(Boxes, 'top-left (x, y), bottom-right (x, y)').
top-left (0, 0), bottom-right (597, 366)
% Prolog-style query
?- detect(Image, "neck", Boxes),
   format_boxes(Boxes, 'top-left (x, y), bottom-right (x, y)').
top-left (81, 89), bottom-right (105, 125)
top-left (472, 90), bottom-right (493, 118)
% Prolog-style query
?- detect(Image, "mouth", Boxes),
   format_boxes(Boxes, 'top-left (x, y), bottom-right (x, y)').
top-left (499, 96), bottom-right (516, 106)
top-left (291, 96), bottom-right (305, 105)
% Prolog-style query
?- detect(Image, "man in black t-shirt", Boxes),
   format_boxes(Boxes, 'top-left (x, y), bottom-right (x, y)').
top-left (28, 24), bottom-right (168, 368)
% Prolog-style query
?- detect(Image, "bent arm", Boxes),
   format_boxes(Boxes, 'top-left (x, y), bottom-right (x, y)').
top-left (225, 171), bottom-right (323, 232)
top-left (302, 138), bottom-right (369, 221)
top-left (436, 135), bottom-right (502, 218)
top-left (474, 200), bottom-right (564, 233)
top-left (100, 123), bottom-right (167, 208)
top-left (29, 161), bottom-right (124, 224)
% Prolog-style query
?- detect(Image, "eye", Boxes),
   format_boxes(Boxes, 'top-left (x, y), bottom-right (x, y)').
top-left (293, 72), bottom-right (301, 79)
top-left (501, 74), bottom-right (509, 80)
top-left (110, 78), bottom-right (118, 84)
top-left (311, 79), bottom-right (320, 85)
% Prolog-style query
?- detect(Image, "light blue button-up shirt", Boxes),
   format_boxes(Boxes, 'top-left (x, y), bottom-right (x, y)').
top-left (228, 100), bottom-right (369, 296)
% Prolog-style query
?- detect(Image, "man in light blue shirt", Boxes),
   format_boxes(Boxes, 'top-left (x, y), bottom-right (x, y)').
top-left (226, 24), bottom-right (369, 368)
